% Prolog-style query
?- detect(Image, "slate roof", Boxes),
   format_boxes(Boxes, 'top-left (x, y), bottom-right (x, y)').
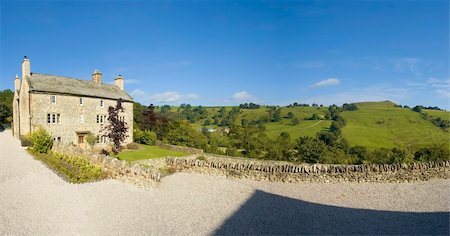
top-left (28, 73), bottom-right (133, 102)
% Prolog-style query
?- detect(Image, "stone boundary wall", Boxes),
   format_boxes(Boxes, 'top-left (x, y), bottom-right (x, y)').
top-left (155, 141), bottom-right (204, 154)
top-left (52, 144), bottom-right (162, 183)
top-left (166, 155), bottom-right (450, 183)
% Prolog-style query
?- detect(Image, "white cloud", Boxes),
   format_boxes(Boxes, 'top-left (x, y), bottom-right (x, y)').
top-left (151, 91), bottom-right (181, 103)
top-left (230, 91), bottom-right (258, 103)
top-left (130, 89), bottom-right (200, 105)
top-left (311, 78), bottom-right (340, 88)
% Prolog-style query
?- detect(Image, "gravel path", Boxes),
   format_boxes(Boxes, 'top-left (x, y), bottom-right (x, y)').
top-left (1, 130), bottom-right (449, 235)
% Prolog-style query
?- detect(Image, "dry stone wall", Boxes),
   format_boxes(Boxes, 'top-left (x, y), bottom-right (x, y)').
top-left (155, 141), bottom-right (204, 154)
top-left (52, 143), bottom-right (161, 183)
top-left (166, 155), bottom-right (450, 183)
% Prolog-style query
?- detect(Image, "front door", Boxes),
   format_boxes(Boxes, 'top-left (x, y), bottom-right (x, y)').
top-left (78, 134), bottom-right (86, 149)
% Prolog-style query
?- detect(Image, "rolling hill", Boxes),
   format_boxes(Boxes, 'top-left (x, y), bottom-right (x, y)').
top-left (162, 101), bottom-right (449, 150)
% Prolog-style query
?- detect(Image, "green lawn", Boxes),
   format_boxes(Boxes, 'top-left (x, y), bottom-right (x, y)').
top-left (341, 102), bottom-right (450, 149)
top-left (116, 144), bottom-right (188, 162)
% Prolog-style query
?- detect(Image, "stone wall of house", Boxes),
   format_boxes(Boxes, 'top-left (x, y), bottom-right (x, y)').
top-left (166, 155), bottom-right (450, 183)
top-left (155, 141), bottom-right (204, 154)
top-left (18, 78), bottom-right (31, 136)
top-left (31, 92), bottom-right (133, 146)
top-left (52, 143), bottom-right (161, 183)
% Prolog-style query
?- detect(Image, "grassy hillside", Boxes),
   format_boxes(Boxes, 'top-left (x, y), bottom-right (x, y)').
top-left (423, 109), bottom-right (450, 120)
top-left (155, 101), bottom-right (449, 150)
top-left (341, 101), bottom-right (449, 149)
top-left (192, 106), bottom-right (329, 139)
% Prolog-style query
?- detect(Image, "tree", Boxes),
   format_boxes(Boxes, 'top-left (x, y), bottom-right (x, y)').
top-left (286, 112), bottom-right (294, 119)
top-left (294, 137), bottom-right (329, 163)
top-left (412, 105), bottom-right (423, 113)
top-left (104, 99), bottom-right (129, 154)
top-left (291, 117), bottom-right (299, 125)
top-left (0, 89), bottom-right (13, 124)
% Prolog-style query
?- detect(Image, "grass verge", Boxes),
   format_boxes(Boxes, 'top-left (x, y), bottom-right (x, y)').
top-left (28, 150), bottom-right (107, 183)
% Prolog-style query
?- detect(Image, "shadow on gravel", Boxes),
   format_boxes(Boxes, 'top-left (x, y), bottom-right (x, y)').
top-left (213, 190), bottom-right (449, 235)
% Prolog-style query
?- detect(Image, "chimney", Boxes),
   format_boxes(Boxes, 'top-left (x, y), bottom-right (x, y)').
top-left (92, 69), bottom-right (102, 84)
top-left (114, 75), bottom-right (124, 90)
top-left (114, 75), bottom-right (123, 90)
top-left (22, 56), bottom-right (30, 80)
top-left (14, 74), bottom-right (20, 91)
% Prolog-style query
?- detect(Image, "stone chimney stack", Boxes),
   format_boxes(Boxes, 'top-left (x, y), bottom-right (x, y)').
top-left (114, 75), bottom-right (124, 90)
top-left (92, 69), bottom-right (102, 84)
top-left (22, 56), bottom-right (30, 80)
top-left (14, 74), bottom-right (20, 91)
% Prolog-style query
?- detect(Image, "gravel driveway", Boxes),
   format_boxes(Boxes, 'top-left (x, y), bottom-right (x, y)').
top-left (0, 129), bottom-right (449, 235)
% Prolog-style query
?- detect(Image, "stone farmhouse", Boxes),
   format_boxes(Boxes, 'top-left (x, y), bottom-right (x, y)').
top-left (12, 56), bottom-right (133, 148)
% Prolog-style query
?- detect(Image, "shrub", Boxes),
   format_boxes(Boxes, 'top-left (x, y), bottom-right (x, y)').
top-left (134, 129), bottom-right (157, 145)
top-left (86, 132), bottom-right (97, 147)
top-left (126, 142), bottom-right (139, 150)
top-left (30, 151), bottom-right (106, 183)
top-left (349, 145), bottom-right (368, 164)
top-left (20, 135), bottom-right (32, 147)
top-left (414, 144), bottom-right (450, 162)
top-left (28, 127), bottom-right (53, 153)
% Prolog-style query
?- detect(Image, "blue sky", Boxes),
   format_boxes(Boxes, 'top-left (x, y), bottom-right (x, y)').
top-left (1, 0), bottom-right (448, 109)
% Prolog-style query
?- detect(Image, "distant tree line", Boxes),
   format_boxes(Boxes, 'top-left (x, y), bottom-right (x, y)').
top-left (411, 105), bottom-right (450, 131)
top-left (239, 103), bottom-right (261, 109)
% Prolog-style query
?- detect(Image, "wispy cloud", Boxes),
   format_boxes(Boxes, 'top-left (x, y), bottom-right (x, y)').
top-left (228, 91), bottom-right (259, 103)
top-left (427, 78), bottom-right (450, 98)
top-left (130, 89), bottom-right (200, 105)
top-left (311, 78), bottom-right (340, 88)
top-left (393, 57), bottom-right (421, 76)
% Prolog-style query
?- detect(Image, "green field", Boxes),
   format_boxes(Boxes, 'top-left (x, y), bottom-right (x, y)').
top-left (116, 144), bottom-right (188, 162)
top-left (424, 109), bottom-right (450, 120)
top-left (191, 106), bottom-right (329, 139)
top-left (168, 101), bottom-right (449, 149)
top-left (341, 102), bottom-right (449, 149)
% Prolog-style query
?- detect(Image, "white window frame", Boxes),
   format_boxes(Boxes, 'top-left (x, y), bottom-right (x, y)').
top-left (79, 98), bottom-right (84, 106)
top-left (100, 100), bottom-right (104, 108)
top-left (50, 95), bottom-right (56, 104)
top-left (80, 115), bottom-right (84, 124)
top-left (47, 113), bottom-right (61, 124)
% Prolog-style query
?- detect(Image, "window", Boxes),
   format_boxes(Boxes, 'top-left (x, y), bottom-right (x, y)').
top-left (79, 98), bottom-right (84, 106)
top-left (47, 113), bottom-right (61, 124)
top-left (57, 137), bottom-right (61, 142)
top-left (100, 100), bottom-right (104, 108)
top-left (80, 115), bottom-right (84, 124)
top-left (50, 95), bottom-right (56, 104)
top-left (96, 115), bottom-right (107, 124)
top-left (97, 135), bottom-right (108, 144)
